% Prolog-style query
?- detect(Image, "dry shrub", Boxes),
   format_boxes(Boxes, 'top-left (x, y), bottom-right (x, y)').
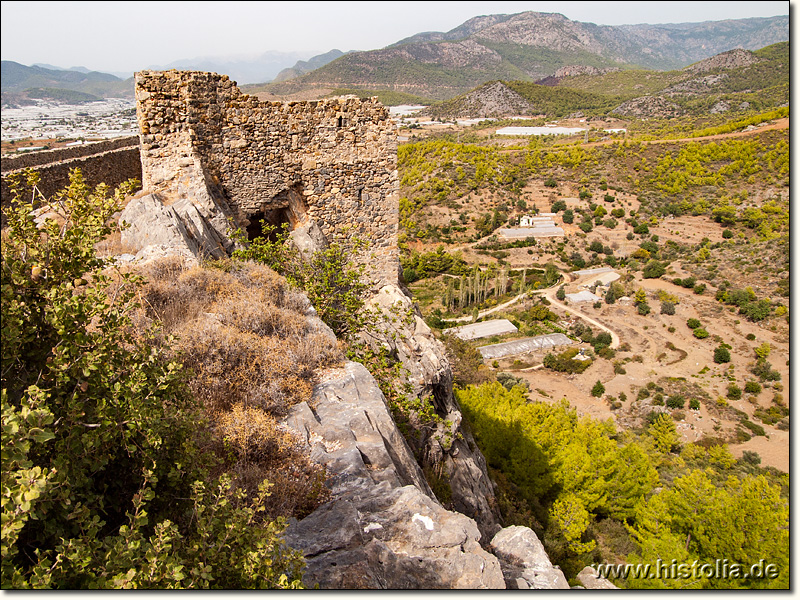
top-left (216, 404), bottom-right (330, 519)
top-left (132, 257), bottom-right (342, 518)
top-left (176, 322), bottom-right (317, 414)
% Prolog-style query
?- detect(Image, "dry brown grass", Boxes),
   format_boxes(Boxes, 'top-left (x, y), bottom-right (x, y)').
top-left (133, 257), bottom-right (342, 518)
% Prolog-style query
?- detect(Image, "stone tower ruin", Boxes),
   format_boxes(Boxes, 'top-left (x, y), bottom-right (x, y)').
top-left (128, 70), bottom-right (400, 283)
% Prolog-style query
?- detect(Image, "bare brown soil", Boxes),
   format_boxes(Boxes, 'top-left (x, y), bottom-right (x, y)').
top-left (497, 270), bottom-right (789, 472)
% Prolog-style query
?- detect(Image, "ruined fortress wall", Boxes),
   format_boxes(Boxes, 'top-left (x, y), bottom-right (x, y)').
top-left (135, 70), bottom-right (400, 282)
top-left (1, 143), bottom-right (142, 213)
top-left (1, 136), bottom-right (140, 172)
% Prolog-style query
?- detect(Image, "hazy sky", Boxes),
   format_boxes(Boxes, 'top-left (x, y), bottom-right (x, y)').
top-left (1, 1), bottom-right (791, 74)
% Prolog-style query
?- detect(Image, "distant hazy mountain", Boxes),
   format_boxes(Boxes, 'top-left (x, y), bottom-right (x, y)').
top-left (150, 50), bottom-right (318, 85)
top-left (273, 49), bottom-right (348, 83)
top-left (1, 61), bottom-right (134, 105)
top-left (270, 11), bottom-right (789, 100)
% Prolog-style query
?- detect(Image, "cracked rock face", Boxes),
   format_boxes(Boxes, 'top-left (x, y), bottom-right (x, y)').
top-left (490, 526), bottom-right (570, 589)
top-left (362, 285), bottom-right (501, 540)
top-left (283, 361), bottom-right (505, 589)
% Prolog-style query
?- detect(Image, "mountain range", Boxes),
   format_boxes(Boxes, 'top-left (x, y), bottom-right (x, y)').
top-left (1, 11), bottom-right (789, 107)
top-left (265, 12), bottom-right (789, 100)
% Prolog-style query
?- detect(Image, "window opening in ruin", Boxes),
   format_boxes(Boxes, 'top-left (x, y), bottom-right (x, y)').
top-left (337, 116), bottom-right (343, 128)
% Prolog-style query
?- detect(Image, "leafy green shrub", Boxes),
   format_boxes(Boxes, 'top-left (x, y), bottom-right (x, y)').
top-left (234, 223), bottom-right (367, 339)
top-left (687, 318), bottom-right (701, 329)
top-left (750, 359), bottom-right (781, 382)
top-left (2, 170), bottom-right (305, 589)
top-left (713, 347), bottom-right (731, 364)
top-left (689, 398), bottom-right (700, 410)
top-left (660, 301), bottom-right (676, 315)
top-left (666, 395), bottom-right (685, 409)
top-left (722, 229), bottom-right (734, 239)
top-left (642, 260), bottom-right (667, 279)
top-left (693, 283), bottom-right (706, 295)
top-left (740, 420), bottom-right (766, 437)
top-left (739, 299), bottom-right (771, 322)
top-left (693, 328), bottom-right (709, 339)
top-left (591, 381), bottom-right (606, 397)
top-left (637, 302), bottom-right (651, 316)
top-left (727, 384), bottom-right (742, 400)
top-left (744, 381), bottom-right (762, 395)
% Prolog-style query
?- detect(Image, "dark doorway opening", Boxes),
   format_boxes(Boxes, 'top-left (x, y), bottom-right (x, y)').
top-left (246, 207), bottom-right (293, 242)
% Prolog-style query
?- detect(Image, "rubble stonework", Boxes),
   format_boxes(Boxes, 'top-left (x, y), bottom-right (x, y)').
top-left (133, 70), bottom-right (400, 283)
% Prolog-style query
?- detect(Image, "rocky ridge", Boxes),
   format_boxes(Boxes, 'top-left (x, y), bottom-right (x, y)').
top-left (118, 71), bottom-right (572, 589)
top-left (276, 12), bottom-right (787, 99)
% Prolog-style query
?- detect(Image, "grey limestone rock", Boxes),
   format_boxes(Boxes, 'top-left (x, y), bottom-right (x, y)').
top-left (490, 525), bottom-right (570, 589)
top-left (577, 565), bottom-right (619, 589)
top-left (283, 361), bottom-right (505, 589)
top-left (362, 284), bottom-right (501, 540)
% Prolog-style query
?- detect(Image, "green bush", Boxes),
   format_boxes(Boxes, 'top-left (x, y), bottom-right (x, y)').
top-left (713, 347), bottom-right (731, 364)
top-left (687, 318), bottom-right (701, 329)
top-left (727, 384), bottom-right (742, 400)
top-left (642, 260), bottom-right (667, 279)
top-left (234, 223), bottom-right (367, 340)
top-left (666, 395), bottom-right (685, 409)
top-left (591, 381), bottom-right (606, 397)
top-left (740, 420), bottom-right (766, 437)
top-left (693, 328), bottom-right (709, 339)
top-left (744, 381), bottom-right (762, 395)
top-left (2, 170), bottom-right (304, 589)
top-left (689, 398), bottom-right (701, 410)
top-left (660, 301), bottom-right (676, 315)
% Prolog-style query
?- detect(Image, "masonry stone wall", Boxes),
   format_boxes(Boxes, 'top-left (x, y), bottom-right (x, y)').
top-left (1, 136), bottom-right (140, 172)
top-left (135, 70), bottom-right (400, 283)
top-left (1, 139), bottom-right (142, 216)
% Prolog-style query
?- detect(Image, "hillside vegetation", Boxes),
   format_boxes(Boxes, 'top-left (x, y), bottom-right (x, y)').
top-left (396, 95), bottom-right (789, 586)
top-left (1, 171), bottom-right (340, 588)
top-left (426, 42), bottom-right (788, 120)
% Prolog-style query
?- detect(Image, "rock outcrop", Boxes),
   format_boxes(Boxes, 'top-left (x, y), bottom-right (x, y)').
top-left (612, 95), bottom-right (684, 118)
top-left (283, 361), bottom-right (505, 589)
top-left (685, 48), bottom-right (761, 73)
top-left (490, 526), bottom-right (570, 589)
top-left (576, 566), bottom-right (619, 589)
top-left (362, 284), bottom-right (501, 540)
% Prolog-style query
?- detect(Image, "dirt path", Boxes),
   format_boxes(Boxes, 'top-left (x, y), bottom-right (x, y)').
top-left (543, 291), bottom-right (620, 349)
